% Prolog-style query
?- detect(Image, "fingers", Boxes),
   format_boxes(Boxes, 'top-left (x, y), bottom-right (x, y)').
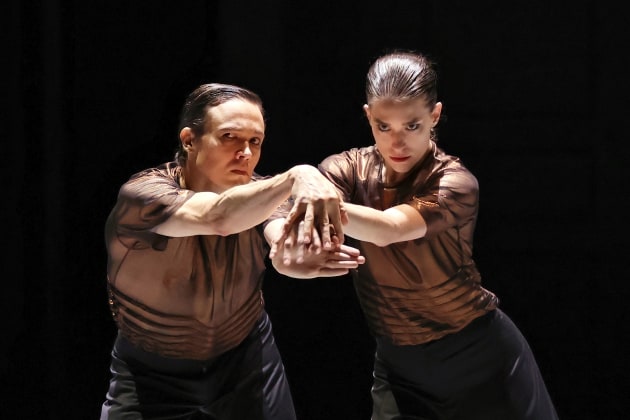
top-left (269, 233), bottom-right (285, 259)
top-left (310, 225), bottom-right (322, 254)
top-left (326, 251), bottom-right (365, 265)
top-left (320, 219), bottom-right (332, 251)
top-left (269, 241), bottom-right (278, 259)
top-left (295, 221), bottom-right (305, 264)
top-left (337, 244), bottom-right (362, 257)
top-left (316, 257), bottom-right (365, 277)
top-left (282, 231), bottom-right (295, 265)
top-left (279, 220), bottom-right (313, 265)
top-left (327, 205), bottom-right (345, 245)
top-left (302, 203), bottom-right (314, 245)
top-left (290, 180), bottom-right (345, 249)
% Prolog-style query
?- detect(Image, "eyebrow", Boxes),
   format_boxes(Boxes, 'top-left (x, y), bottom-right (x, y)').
top-left (373, 117), bottom-right (422, 125)
top-left (218, 125), bottom-right (264, 136)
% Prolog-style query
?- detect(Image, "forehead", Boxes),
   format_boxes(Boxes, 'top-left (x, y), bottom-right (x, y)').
top-left (205, 98), bottom-right (265, 133)
top-left (369, 98), bottom-right (432, 120)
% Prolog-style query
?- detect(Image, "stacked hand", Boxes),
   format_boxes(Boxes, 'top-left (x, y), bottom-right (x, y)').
top-left (270, 220), bottom-right (364, 278)
top-left (270, 164), bottom-right (348, 259)
top-left (268, 165), bottom-right (363, 277)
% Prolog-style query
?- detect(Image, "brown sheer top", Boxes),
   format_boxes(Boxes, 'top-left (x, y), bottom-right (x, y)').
top-left (105, 161), bottom-right (284, 360)
top-left (319, 143), bottom-right (498, 345)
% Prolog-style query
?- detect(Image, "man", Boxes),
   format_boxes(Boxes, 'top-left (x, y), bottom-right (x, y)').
top-left (100, 83), bottom-right (364, 419)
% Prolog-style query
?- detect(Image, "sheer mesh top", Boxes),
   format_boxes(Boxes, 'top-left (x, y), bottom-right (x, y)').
top-left (105, 161), bottom-right (282, 360)
top-left (319, 143), bottom-right (499, 345)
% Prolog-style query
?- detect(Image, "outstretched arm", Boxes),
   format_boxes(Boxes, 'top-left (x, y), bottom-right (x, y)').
top-left (342, 202), bottom-right (428, 247)
top-left (152, 164), bottom-right (344, 238)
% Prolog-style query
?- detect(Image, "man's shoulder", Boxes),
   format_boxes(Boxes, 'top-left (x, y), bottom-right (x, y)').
top-left (128, 161), bottom-right (180, 182)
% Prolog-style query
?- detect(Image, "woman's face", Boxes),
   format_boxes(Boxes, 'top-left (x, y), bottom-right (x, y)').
top-left (364, 98), bottom-right (442, 184)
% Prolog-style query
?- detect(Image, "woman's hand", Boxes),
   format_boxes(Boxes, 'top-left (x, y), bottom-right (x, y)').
top-left (269, 219), bottom-right (363, 278)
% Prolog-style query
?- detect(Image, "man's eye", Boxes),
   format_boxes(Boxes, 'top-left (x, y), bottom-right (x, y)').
top-left (250, 138), bottom-right (262, 146)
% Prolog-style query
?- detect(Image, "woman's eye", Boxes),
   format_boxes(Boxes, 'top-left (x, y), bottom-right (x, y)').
top-left (407, 123), bottom-right (419, 130)
top-left (250, 138), bottom-right (262, 146)
top-left (377, 124), bottom-right (389, 132)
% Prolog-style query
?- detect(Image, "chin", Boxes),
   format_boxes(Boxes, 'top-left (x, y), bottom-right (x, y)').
top-left (233, 175), bottom-right (252, 185)
top-left (387, 162), bottom-right (412, 173)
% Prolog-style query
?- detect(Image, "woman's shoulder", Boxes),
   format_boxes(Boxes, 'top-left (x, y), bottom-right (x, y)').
top-left (322, 145), bottom-right (380, 165)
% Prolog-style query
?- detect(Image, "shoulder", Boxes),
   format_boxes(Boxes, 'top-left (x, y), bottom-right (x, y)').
top-left (127, 161), bottom-right (180, 182)
top-left (432, 147), bottom-right (478, 189)
top-left (320, 145), bottom-right (379, 170)
top-left (120, 162), bottom-right (183, 199)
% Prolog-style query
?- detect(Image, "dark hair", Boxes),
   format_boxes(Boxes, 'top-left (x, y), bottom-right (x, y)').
top-left (365, 51), bottom-right (438, 109)
top-left (175, 83), bottom-right (264, 164)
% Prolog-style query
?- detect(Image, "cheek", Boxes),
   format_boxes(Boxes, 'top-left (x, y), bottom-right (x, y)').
top-left (250, 151), bottom-right (262, 167)
top-left (372, 133), bottom-right (387, 148)
top-left (197, 149), bottom-right (222, 169)
top-left (195, 148), bottom-right (210, 162)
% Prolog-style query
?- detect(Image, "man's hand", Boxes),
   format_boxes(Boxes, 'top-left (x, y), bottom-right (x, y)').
top-left (270, 165), bottom-right (347, 259)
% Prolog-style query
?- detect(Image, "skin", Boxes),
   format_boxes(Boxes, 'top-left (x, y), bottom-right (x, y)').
top-left (149, 98), bottom-right (363, 276)
top-left (276, 96), bottom-right (443, 251)
top-left (180, 99), bottom-right (265, 193)
top-left (339, 97), bottom-right (442, 246)
top-left (365, 98), bottom-right (442, 185)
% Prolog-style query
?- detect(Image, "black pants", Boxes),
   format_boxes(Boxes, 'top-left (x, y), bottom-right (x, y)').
top-left (100, 311), bottom-right (296, 420)
top-left (371, 309), bottom-right (559, 420)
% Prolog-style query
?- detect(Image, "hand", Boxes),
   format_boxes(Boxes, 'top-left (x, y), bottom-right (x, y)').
top-left (272, 219), bottom-right (341, 266)
top-left (271, 165), bottom-right (347, 258)
top-left (270, 223), bottom-right (365, 278)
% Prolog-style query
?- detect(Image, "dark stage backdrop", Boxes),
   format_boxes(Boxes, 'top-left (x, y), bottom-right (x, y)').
top-left (6, 1), bottom-right (629, 419)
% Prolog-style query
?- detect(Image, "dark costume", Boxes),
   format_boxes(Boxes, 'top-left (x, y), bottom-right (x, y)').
top-left (100, 162), bottom-right (295, 420)
top-left (319, 143), bottom-right (559, 420)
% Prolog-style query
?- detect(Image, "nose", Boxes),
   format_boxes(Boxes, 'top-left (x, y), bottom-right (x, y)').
top-left (237, 143), bottom-right (253, 160)
top-left (391, 131), bottom-right (406, 148)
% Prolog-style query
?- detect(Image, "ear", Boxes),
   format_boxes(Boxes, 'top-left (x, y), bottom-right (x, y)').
top-left (431, 102), bottom-right (443, 127)
top-left (179, 127), bottom-right (195, 152)
top-left (363, 104), bottom-right (371, 121)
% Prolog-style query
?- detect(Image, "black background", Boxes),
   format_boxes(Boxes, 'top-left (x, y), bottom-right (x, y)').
top-left (5, 1), bottom-right (630, 419)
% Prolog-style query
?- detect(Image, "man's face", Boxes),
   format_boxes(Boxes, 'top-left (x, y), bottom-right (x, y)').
top-left (364, 98), bottom-right (441, 184)
top-left (186, 98), bottom-right (265, 193)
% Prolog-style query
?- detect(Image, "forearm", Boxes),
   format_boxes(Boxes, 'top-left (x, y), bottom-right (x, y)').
top-left (205, 171), bottom-right (296, 235)
top-left (343, 202), bottom-right (428, 246)
top-left (154, 171), bottom-right (295, 237)
top-left (217, 163), bottom-right (341, 236)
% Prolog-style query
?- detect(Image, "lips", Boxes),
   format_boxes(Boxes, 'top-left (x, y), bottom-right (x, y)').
top-left (390, 156), bottom-right (410, 163)
top-left (231, 169), bottom-right (249, 176)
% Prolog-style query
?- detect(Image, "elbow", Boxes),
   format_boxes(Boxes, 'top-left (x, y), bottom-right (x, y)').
top-left (370, 223), bottom-right (405, 247)
top-left (372, 222), bottom-right (399, 247)
top-left (366, 228), bottom-right (395, 247)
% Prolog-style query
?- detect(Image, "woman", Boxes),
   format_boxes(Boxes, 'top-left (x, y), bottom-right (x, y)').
top-left (289, 51), bottom-right (559, 419)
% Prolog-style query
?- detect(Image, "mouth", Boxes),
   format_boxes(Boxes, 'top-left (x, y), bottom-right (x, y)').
top-left (389, 156), bottom-right (410, 163)
top-left (231, 169), bottom-right (249, 176)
